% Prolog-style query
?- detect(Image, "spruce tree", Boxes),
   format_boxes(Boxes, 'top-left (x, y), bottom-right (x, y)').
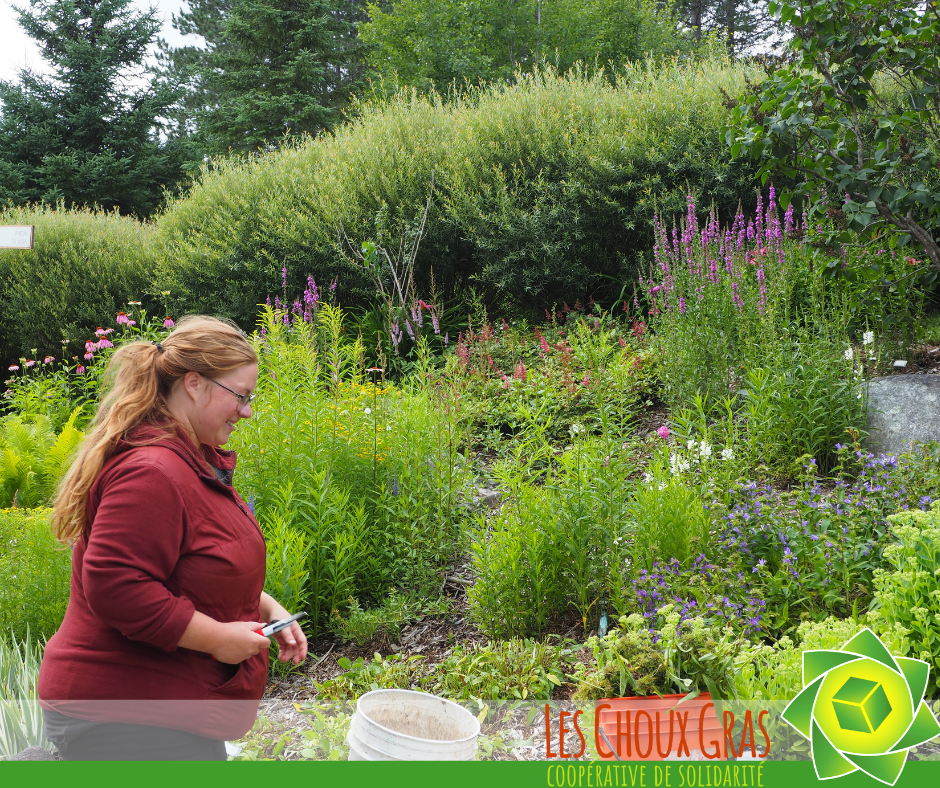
top-left (0, 0), bottom-right (186, 216)
top-left (195, 0), bottom-right (368, 153)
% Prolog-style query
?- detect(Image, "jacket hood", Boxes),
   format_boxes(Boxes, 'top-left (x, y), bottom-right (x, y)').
top-left (114, 421), bottom-right (238, 486)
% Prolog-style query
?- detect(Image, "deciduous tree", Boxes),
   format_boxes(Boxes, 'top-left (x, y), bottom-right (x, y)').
top-left (726, 0), bottom-right (940, 269)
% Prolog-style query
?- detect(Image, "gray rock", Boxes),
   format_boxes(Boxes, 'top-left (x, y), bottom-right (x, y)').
top-left (865, 376), bottom-right (940, 457)
top-left (12, 746), bottom-right (56, 761)
top-left (478, 488), bottom-right (501, 509)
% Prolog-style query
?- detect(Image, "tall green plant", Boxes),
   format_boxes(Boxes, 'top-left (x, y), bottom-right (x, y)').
top-left (231, 304), bottom-right (467, 634)
top-left (0, 508), bottom-right (71, 642)
top-left (0, 633), bottom-right (50, 758)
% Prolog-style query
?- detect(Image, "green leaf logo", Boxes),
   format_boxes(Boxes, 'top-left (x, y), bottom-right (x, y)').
top-left (782, 629), bottom-right (940, 784)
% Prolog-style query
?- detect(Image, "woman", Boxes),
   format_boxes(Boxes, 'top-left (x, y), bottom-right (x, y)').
top-left (38, 316), bottom-right (307, 760)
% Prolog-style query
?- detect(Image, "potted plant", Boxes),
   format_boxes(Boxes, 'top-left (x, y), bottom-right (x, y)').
top-left (573, 606), bottom-right (753, 761)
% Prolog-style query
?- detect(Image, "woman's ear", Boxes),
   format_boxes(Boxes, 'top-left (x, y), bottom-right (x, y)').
top-left (181, 370), bottom-right (204, 402)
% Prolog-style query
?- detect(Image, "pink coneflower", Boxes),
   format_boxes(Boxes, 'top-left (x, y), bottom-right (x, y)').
top-left (25, 359), bottom-right (35, 367)
top-left (95, 327), bottom-right (106, 337)
top-left (85, 340), bottom-right (96, 353)
top-left (43, 356), bottom-right (54, 364)
top-left (76, 365), bottom-right (86, 374)
top-left (164, 317), bottom-right (175, 328)
top-left (84, 352), bottom-right (94, 360)
top-left (126, 320), bottom-right (136, 327)
top-left (96, 338), bottom-right (114, 350)
top-left (116, 312), bottom-right (129, 325)
top-left (8, 365), bottom-right (19, 371)
top-left (657, 425), bottom-right (670, 439)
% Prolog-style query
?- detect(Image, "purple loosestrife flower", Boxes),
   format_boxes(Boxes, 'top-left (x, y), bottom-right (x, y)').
top-left (757, 265), bottom-right (766, 315)
top-left (756, 189), bottom-right (764, 240)
top-left (679, 296), bottom-right (687, 314)
top-left (305, 276), bottom-right (319, 304)
top-left (405, 318), bottom-right (415, 341)
top-left (282, 266), bottom-right (288, 291)
top-left (431, 308), bottom-right (440, 335)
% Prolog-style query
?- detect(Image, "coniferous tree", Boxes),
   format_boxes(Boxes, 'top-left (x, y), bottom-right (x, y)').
top-left (674, 0), bottom-right (781, 56)
top-left (156, 0), bottom-right (232, 138)
top-left (185, 0), bottom-right (369, 153)
top-left (0, 0), bottom-right (187, 216)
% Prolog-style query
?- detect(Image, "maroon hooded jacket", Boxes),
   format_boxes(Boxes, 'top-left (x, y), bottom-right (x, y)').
top-left (38, 425), bottom-right (268, 740)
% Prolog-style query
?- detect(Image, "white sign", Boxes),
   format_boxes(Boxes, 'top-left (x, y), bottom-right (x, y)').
top-left (0, 225), bottom-right (34, 249)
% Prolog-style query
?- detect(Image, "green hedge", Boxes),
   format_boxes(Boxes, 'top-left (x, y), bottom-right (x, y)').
top-left (1, 58), bottom-right (767, 363)
top-left (0, 204), bottom-right (156, 365)
top-left (155, 57), bottom-right (765, 326)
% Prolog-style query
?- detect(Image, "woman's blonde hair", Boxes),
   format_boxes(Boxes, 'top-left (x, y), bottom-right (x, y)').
top-left (52, 316), bottom-right (258, 544)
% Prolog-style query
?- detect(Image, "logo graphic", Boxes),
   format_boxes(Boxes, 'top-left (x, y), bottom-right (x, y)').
top-left (782, 628), bottom-right (940, 784)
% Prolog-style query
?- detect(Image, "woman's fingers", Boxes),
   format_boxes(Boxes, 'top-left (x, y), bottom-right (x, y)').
top-left (272, 622), bottom-right (307, 663)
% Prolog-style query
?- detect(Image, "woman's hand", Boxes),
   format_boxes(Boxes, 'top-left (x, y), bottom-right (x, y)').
top-left (259, 592), bottom-right (308, 665)
top-left (211, 621), bottom-right (271, 664)
top-left (178, 612), bottom-right (270, 663)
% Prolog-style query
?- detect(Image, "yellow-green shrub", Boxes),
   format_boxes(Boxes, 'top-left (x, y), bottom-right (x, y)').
top-left (0, 203), bottom-right (156, 364)
top-left (155, 57), bottom-right (765, 326)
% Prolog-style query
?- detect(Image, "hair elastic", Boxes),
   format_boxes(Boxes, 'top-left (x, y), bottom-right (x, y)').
top-left (153, 342), bottom-right (165, 353)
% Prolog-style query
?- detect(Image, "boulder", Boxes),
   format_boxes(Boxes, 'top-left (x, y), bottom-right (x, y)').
top-left (865, 376), bottom-right (940, 458)
top-left (11, 746), bottom-right (56, 760)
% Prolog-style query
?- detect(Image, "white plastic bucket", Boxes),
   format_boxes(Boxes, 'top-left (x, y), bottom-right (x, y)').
top-left (347, 689), bottom-right (480, 761)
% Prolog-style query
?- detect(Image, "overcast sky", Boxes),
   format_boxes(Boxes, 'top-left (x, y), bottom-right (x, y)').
top-left (0, 0), bottom-right (197, 83)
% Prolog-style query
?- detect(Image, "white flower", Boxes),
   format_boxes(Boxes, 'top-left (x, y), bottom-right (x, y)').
top-left (721, 447), bottom-right (735, 461)
top-left (570, 423), bottom-right (585, 435)
top-left (643, 472), bottom-right (653, 483)
top-left (844, 347), bottom-right (854, 361)
top-left (364, 407), bottom-right (372, 415)
top-left (699, 441), bottom-right (712, 459)
top-left (386, 426), bottom-right (391, 431)
top-left (863, 331), bottom-right (875, 346)
top-left (687, 439), bottom-right (696, 451)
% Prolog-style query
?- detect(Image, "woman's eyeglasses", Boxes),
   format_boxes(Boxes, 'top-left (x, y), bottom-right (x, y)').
top-left (208, 378), bottom-right (255, 410)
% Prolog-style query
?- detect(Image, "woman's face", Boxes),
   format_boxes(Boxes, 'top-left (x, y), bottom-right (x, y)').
top-left (185, 363), bottom-right (259, 447)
